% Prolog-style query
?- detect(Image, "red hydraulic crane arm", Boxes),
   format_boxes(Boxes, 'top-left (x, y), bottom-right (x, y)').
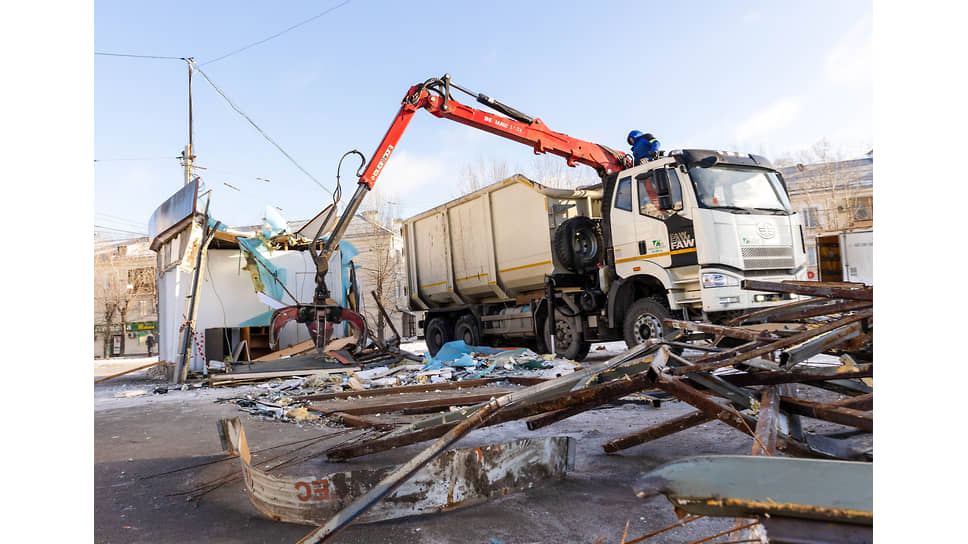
top-left (309, 75), bottom-right (629, 325)
top-left (357, 76), bottom-right (629, 190)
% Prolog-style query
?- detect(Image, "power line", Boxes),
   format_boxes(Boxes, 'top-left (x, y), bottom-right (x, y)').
top-left (94, 157), bottom-right (180, 162)
top-left (95, 213), bottom-right (148, 229)
top-left (189, 60), bottom-right (334, 196)
top-left (201, 0), bottom-right (353, 66)
top-left (94, 225), bottom-right (148, 236)
top-left (95, 51), bottom-right (187, 61)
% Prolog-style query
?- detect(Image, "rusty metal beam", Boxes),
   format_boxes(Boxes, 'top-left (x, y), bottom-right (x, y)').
top-left (726, 297), bottom-right (851, 326)
top-left (327, 369), bottom-right (657, 461)
top-left (778, 396), bottom-right (873, 432)
top-left (741, 279), bottom-right (872, 301)
top-left (752, 386), bottom-right (780, 456)
top-left (719, 364), bottom-right (873, 387)
top-left (664, 319), bottom-right (780, 342)
top-left (827, 393), bottom-right (873, 411)
top-left (654, 374), bottom-right (822, 459)
top-left (669, 311), bottom-right (873, 375)
top-left (602, 410), bottom-right (713, 454)
top-left (755, 300), bottom-right (872, 324)
top-left (522, 376), bottom-right (659, 430)
top-left (781, 322), bottom-right (864, 366)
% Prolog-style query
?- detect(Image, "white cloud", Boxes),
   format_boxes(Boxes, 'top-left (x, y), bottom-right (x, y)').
top-left (825, 16), bottom-right (873, 88)
top-left (734, 96), bottom-right (804, 143)
top-left (376, 150), bottom-right (445, 194)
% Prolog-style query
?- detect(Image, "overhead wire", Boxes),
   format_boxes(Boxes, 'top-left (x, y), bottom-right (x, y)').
top-left (201, 0), bottom-right (354, 66)
top-left (189, 60), bottom-right (335, 197)
top-left (94, 156), bottom-right (181, 162)
top-left (94, 225), bottom-right (148, 236)
top-left (95, 52), bottom-right (187, 61)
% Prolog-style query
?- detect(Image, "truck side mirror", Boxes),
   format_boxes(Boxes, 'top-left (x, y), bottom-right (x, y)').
top-left (653, 169), bottom-right (670, 196)
top-left (657, 196), bottom-right (673, 210)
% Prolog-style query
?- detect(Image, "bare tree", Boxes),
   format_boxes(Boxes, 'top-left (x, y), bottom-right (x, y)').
top-left (527, 155), bottom-right (599, 189)
top-left (358, 189), bottom-right (404, 342)
top-left (94, 254), bottom-right (133, 358)
top-left (453, 157), bottom-right (511, 197)
top-left (774, 138), bottom-right (869, 232)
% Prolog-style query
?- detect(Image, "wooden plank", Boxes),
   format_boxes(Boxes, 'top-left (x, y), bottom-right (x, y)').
top-left (208, 367), bottom-right (359, 386)
top-left (94, 360), bottom-right (169, 384)
top-left (311, 390), bottom-right (517, 416)
top-left (251, 339), bottom-right (315, 362)
top-left (295, 377), bottom-right (547, 402)
top-left (333, 412), bottom-right (397, 431)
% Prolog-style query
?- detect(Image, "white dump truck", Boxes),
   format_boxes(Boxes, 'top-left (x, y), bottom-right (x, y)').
top-left (292, 74), bottom-right (808, 360)
top-left (404, 149), bottom-right (810, 359)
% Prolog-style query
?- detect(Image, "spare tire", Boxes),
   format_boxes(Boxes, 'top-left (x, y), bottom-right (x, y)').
top-left (553, 216), bottom-right (604, 274)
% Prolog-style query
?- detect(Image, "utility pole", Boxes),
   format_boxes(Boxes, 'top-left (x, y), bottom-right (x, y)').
top-left (182, 57), bottom-right (196, 185)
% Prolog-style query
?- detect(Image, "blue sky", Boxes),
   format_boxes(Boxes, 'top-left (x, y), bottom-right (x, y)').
top-left (94, 0), bottom-right (872, 232)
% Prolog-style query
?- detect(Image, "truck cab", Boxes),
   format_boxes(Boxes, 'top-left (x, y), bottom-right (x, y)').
top-left (603, 149), bottom-right (808, 330)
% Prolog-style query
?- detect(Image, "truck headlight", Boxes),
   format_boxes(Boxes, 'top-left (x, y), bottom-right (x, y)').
top-left (702, 273), bottom-right (739, 288)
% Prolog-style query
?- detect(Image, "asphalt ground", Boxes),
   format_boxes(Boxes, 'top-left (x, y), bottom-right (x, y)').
top-left (91, 346), bottom-right (849, 543)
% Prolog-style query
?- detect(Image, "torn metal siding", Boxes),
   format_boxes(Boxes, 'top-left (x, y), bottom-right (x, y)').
top-left (232, 422), bottom-right (574, 525)
top-left (634, 455), bottom-right (873, 524)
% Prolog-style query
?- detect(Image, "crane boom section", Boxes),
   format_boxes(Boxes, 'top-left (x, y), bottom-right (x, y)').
top-left (358, 82), bottom-right (626, 190)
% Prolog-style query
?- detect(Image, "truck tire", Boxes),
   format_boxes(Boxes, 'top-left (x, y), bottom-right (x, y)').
top-left (544, 312), bottom-right (591, 361)
top-left (553, 217), bottom-right (603, 274)
top-left (622, 298), bottom-right (672, 349)
top-left (453, 314), bottom-right (481, 346)
top-left (425, 317), bottom-right (451, 356)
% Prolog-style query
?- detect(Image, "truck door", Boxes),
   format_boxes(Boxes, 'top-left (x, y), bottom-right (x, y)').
top-left (609, 175), bottom-right (640, 277)
top-left (631, 167), bottom-right (696, 269)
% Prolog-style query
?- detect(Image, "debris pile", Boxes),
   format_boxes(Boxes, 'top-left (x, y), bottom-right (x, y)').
top-left (219, 339), bottom-right (582, 427)
top-left (288, 280), bottom-right (872, 543)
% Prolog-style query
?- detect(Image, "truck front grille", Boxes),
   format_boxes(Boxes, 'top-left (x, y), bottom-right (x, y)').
top-left (742, 246), bottom-right (794, 270)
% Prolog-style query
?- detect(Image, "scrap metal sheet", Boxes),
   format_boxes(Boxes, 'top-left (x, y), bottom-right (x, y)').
top-left (232, 423), bottom-right (574, 525)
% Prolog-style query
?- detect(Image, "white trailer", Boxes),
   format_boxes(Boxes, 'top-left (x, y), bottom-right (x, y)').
top-left (817, 229), bottom-right (873, 286)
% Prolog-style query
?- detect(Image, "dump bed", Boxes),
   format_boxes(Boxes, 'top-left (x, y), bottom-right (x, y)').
top-left (403, 175), bottom-right (598, 310)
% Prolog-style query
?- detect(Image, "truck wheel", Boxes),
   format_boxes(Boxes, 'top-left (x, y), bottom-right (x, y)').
top-left (425, 317), bottom-right (451, 356)
top-left (553, 217), bottom-right (603, 274)
top-left (623, 298), bottom-right (672, 349)
top-left (453, 314), bottom-right (481, 346)
top-left (544, 312), bottom-right (591, 361)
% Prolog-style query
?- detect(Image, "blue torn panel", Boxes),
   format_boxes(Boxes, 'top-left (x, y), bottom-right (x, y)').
top-left (421, 340), bottom-right (506, 370)
top-left (238, 237), bottom-right (289, 303)
top-left (262, 206), bottom-right (290, 239)
top-left (338, 240), bottom-right (359, 308)
top-left (240, 309), bottom-right (273, 328)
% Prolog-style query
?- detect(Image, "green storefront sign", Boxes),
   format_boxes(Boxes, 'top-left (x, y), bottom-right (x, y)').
top-left (94, 321), bottom-right (157, 334)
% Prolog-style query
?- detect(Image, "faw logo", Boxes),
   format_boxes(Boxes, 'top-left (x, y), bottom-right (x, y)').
top-left (670, 231), bottom-right (695, 250)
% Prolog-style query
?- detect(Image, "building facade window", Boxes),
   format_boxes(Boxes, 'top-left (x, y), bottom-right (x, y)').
top-left (852, 196), bottom-right (873, 221)
top-left (801, 207), bottom-right (820, 228)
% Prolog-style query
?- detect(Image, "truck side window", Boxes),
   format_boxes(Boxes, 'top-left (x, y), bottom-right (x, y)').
top-left (638, 169), bottom-right (683, 219)
top-left (615, 176), bottom-right (632, 211)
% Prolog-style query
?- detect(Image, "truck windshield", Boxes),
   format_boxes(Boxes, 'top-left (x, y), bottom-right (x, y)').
top-left (688, 165), bottom-right (792, 213)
